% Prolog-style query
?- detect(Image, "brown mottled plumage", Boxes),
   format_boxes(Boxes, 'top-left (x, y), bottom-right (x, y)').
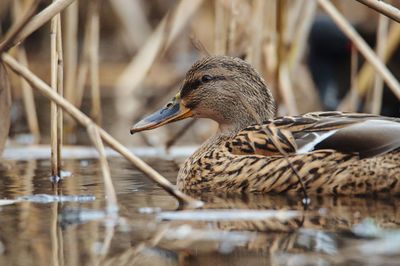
top-left (131, 56), bottom-right (400, 196)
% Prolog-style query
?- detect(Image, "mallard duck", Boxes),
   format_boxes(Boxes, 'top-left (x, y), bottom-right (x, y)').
top-left (131, 56), bottom-right (400, 195)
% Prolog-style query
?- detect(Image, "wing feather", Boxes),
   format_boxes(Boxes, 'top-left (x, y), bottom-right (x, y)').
top-left (229, 112), bottom-right (400, 158)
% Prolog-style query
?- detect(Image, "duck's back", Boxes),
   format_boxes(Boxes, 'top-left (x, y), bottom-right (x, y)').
top-left (177, 112), bottom-right (400, 195)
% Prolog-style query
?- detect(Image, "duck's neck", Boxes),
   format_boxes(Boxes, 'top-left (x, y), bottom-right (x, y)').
top-left (217, 117), bottom-right (260, 138)
top-left (218, 124), bottom-right (242, 137)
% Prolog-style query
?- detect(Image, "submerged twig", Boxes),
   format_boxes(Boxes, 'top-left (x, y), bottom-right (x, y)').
top-left (87, 124), bottom-right (118, 213)
top-left (2, 53), bottom-right (202, 208)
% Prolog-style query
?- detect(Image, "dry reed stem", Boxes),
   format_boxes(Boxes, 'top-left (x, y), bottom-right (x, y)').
top-left (215, 0), bottom-right (226, 55)
top-left (86, 124), bottom-right (118, 213)
top-left (349, 46), bottom-right (359, 112)
top-left (2, 53), bottom-right (202, 208)
top-left (108, 0), bottom-right (152, 52)
top-left (338, 22), bottom-right (400, 108)
top-left (357, 22), bottom-right (400, 95)
top-left (75, 11), bottom-right (91, 108)
top-left (276, 0), bottom-right (298, 115)
top-left (371, 15), bottom-right (389, 114)
top-left (89, 0), bottom-right (101, 124)
top-left (16, 48), bottom-right (41, 144)
top-left (288, 0), bottom-right (317, 72)
top-left (318, 0), bottom-right (400, 100)
top-left (279, 63), bottom-right (298, 115)
top-left (11, 0), bottom-right (77, 50)
top-left (275, 0), bottom-right (285, 106)
top-left (165, 119), bottom-right (197, 149)
top-left (115, 0), bottom-right (204, 118)
top-left (56, 14), bottom-right (63, 173)
top-left (0, 0), bottom-right (40, 53)
top-left (246, 0), bottom-right (264, 70)
top-left (0, 62), bottom-right (11, 156)
top-left (227, 0), bottom-right (238, 55)
top-left (263, 0), bottom-right (277, 81)
top-left (13, 0), bottom-right (40, 144)
top-left (50, 10), bottom-right (59, 178)
top-left (64, 1), bottom-right (78, 104)
top-left (285, 0), bottom-right (305, 44)
top-left (355, 0), bottom-right (400, 23)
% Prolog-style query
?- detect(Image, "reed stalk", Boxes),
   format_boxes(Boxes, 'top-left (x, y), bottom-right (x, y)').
top-left (89, 0), bottom-right (101, 124)
top-left (227, 0), bottom-right (238, 55)
top-left (355, 0), bottom-right (400, 23)
top-left (115, 0), bottom-right (204, 119)
top-left (338, 22), bottom-right (400, 108)
top-left (0, 0), bottom-right (40, 53)
top-left (349, 45), bottom-right (359, 112)
top-left (318, 0), bottom-right (400, 100)
top-left (64, 1), bottom-right (78, 104)
top-left (371, 15), bottom-right (389, 114)
top-left (245, 0), bottom-right (264, 70)
top-left (9, 0), bottom-right (77, 50)
top-left (56, 14), bottom-right (64, 174)
top-left (75, 10), bottom-right (91, 108)
top-left (13, 0), bottom-right (40, 144)
top-left (2, 53), bottom-right (202, 208)
top-left (50, 8), bottom-right (59, 178)
top-left (16, 48), bottom-right (40, 143)
top-left (108, 0), bottom-right (151, 52)
top-left (288, 0), bottom-right (317, 72)
top-left (276, 0), bottom-right (298, 115)
top-left (215, 0), bottom-right (226, 55)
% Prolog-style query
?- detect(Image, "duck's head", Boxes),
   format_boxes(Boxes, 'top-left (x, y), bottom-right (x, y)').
top-left (131, 56), bottom-right (275, 135)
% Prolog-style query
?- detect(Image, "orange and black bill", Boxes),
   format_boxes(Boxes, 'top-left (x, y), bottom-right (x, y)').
top-left (130, 95), bottom-right (193, 134)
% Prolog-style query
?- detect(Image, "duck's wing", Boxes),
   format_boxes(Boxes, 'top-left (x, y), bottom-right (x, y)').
top-left (227, 112), bottom-right (400, 158)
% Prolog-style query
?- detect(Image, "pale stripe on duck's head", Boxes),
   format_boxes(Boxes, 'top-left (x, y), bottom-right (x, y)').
top-left (131, 56), bottom-right (276, 134)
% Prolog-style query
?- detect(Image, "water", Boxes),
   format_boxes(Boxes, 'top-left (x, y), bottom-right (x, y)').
top-left (0, 156), bottom-right (399, 265)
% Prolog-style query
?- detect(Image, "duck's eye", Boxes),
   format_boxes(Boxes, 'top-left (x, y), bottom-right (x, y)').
top-left (201, 75), bottom-right (213, 83)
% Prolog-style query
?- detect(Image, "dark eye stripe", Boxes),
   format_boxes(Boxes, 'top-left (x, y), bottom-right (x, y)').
top-left (180, 79), bottom-right (202, 98)
top-left (180, 75), bottom-right (226, 98)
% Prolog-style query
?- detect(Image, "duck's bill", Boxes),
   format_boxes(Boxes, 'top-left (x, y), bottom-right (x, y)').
top-left (130, 96), bottom-right (193, 134)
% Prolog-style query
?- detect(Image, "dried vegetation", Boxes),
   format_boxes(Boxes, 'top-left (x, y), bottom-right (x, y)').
top-left (0, 0), bottom-right (399, 211)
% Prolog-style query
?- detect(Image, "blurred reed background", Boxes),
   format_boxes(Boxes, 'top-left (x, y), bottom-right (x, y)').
top-left (0, 1), bottom-right (399, 264)
top-left (1, 0), bottom-right (399, 151)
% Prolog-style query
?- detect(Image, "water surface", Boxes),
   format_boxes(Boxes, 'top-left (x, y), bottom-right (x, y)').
top-left (0, 156), bottom-right (399, 266)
